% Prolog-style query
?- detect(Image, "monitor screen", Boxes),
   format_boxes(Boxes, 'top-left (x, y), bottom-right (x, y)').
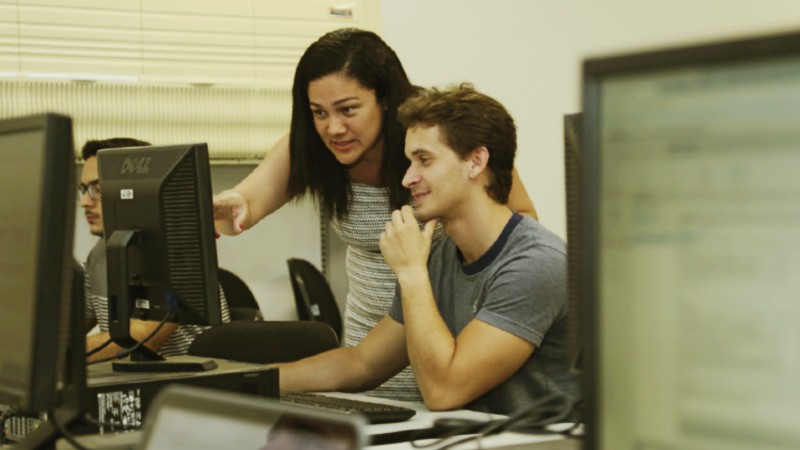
top-left (583, 32), bottom-right (800, 450)
top-left (140, 385), bottom-right (364, 450)
top-left (0, 113), bottom-right (75, 414)
top-left (97, 143), bottom-right (222, 364)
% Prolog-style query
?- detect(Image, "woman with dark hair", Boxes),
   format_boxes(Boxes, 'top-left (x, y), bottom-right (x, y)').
top-left (214, 28), bottom-right (537, 402)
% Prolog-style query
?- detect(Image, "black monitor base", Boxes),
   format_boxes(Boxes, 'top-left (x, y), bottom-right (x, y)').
top-left (111, 358), bottom-right (218, 373)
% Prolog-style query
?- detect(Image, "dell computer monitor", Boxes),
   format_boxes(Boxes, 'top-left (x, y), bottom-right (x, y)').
top-left (583, 31), bottom-right (800, 450)
top-left (0, 113), bottom-right (76, 414)
top-left (97, 143), bottom-right (222, 368)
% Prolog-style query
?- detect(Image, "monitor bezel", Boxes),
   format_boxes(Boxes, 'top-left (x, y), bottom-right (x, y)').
top-left (97, 143), bottom-right (222, 362)
top-left (581, 29), bottom-right (800, 450)
top-left (563, 112), bottom-right (585, 378)
top-left (0, 113), bottom-right (75, 414)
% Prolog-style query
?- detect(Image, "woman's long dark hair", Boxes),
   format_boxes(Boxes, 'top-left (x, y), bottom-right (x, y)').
top-left (287, 28), bottom-right (415, 220)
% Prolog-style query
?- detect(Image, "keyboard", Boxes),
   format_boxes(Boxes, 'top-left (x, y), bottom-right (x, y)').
top-left (280, 392), bottom-right (417, 424)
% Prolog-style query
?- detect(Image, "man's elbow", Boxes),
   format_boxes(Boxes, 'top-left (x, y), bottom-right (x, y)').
top-left (422, 392), bottom-right (471, 411)
top-left (419, 381), bottom-right (475, 411)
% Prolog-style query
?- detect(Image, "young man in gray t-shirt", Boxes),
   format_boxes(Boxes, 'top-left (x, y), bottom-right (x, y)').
top-left (387, 212), bottom-right (577, 415)
top-left (277, 84), bottom-right (578, 417)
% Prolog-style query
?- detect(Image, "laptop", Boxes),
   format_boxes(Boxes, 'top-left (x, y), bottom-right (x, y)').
top-left (137, 385), bottom-right (367, 450)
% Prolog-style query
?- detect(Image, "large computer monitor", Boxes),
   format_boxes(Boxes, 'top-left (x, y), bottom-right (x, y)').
top-left (0, 113), bottom-right (76, 414)
top-left (97, 143), bottom-right (222, 371)
top-left (0, 113), bottom-right (90, 448)
top-left (582, 31), bottom-right (800, 450)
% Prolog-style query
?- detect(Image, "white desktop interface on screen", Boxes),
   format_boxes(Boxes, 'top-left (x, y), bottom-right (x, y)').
top-left (597, 57), bottom-right (800, 448)
top-left (143, 404), bottom-right (274, 449)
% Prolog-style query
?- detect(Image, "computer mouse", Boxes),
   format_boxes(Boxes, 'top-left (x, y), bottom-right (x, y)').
top-left (432, 417), bottom-right (489, 432)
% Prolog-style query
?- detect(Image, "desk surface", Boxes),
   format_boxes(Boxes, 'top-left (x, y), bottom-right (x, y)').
top-left (57, 392), bottom-right (582, 450)
top-left (87, 355), bottom-right (275, 385)
top-left (328, 392), bottom-right (581, 450)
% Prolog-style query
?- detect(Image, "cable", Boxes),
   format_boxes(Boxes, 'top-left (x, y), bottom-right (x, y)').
top-left (497, 393), bottom-right (577, 434)
top-left (409, 418), bottom-right (507, 450)
top-left (87, 310), bottom-right (174, 366)
top-left (85, 337), bottom-right (113, 358)
top-left (82, 413), bottom-right (139, 431)
top-left (409, 393), bottom-right (581, 450)
top-left (49, 410), bottom-right (89, 450)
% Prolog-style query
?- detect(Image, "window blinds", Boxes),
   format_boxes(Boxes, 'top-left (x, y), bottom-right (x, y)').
top-left (0, 0), bottom-right (381, 161)
top-left (0, 80), bottom-right (291, 161)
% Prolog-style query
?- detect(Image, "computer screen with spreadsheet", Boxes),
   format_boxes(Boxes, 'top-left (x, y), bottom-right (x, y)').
top-left (582, 31), bottom-right (800, 450)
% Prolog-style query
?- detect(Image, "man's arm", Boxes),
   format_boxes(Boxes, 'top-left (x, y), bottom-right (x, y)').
top-left (406, 312), bottom-right (534, 410)
top-left (86, 320), bottom-right (178, 362)
top-left (277, 316), bottom-right (409, 393)
top-left (509, 167), bottom-right (538, 220)
top-left (380, 206), bottom-right (535, 411)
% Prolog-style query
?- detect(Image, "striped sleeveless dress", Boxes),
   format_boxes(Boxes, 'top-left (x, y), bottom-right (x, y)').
top-left (332, 182), bottom-right (423, 402)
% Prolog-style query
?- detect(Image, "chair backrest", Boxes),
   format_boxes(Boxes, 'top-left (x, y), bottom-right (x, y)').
top-left (286, 258), bottom-right (342, 341)
top-left (218, 267), bottom-right (263, 321)
top-left (187, 321), bottom-right (339, 364)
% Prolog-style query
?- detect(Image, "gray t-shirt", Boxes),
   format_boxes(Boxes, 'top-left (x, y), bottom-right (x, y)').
top-left (389, 214), bottom-right (579, 416)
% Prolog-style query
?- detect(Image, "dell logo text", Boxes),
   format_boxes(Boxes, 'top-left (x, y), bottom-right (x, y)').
top-left (121, 157), bottom-right (152, 175)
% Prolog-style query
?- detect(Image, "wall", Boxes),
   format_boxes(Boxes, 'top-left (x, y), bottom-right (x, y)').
top-left (381, 0), bottom-right (800, 239)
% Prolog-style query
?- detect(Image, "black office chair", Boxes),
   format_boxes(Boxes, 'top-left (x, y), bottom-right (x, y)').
top-left (187, 321), bottom-right (338, 364)
top-left (218, 267), bottom-right (263, 321)
top-left (286, 258), bottom-right (342, 341)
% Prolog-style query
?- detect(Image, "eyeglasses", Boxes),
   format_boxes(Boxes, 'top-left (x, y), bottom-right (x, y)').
top-left (78, 180), bottom-right (101, 201)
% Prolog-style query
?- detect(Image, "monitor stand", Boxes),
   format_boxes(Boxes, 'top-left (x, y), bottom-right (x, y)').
top-left (112, 357), bottom-right (218, 373)
top-left (106, 230), bottom-right (217, 373)
top-left (106, 334), bottom-right (218, 373)
top-left (16, 261), bottom-right (90, 449)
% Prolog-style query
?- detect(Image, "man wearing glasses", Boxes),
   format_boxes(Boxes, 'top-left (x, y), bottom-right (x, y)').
top-left (80, 138), bottom-right (228, 361)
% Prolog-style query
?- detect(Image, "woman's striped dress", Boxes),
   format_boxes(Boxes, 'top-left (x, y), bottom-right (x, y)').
top-left (332, 182), bottom-right (423, 402)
